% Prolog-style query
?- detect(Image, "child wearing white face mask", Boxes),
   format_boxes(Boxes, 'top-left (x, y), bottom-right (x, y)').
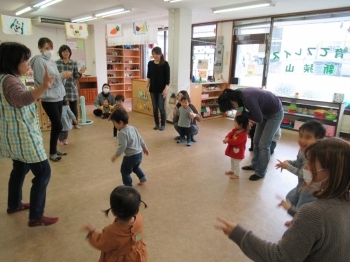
top-left (93, 83), bottom-right (116, 117)
top-left (275, 120), bottom-right (326, 226)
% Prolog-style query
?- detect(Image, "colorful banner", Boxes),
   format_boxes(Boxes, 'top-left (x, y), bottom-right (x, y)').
top-left (1, 15), bottom-right (33, 35)
top-left (64, 23), bottom-right (88, 39)
top-left (133, 21), bottom-right (148, 35)
top-left (107, 24), bottom-right (122, 38)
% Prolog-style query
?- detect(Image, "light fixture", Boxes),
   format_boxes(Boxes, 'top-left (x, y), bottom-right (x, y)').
top-left (213, 1), bottom-right (274, 14)
top-left (98, 10), bottom-right (131, 18)
top-left (71, 16), bottom-right (97, 23)
top-left (39, 0), bottom-right (62, 8)
top-left (164, 0), bottom-right (183, 2)
top-left (33, 0), bottom-right (55, 8)
top-left (15, 6), bottom-right (33, 15)
top-left (95, 8), bottom-right (125, 17)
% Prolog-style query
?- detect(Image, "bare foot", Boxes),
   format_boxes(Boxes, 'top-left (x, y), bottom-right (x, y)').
top-left (138, 181), bottom-right (147, 186)
top-left (225, 171), bottom-right (234, 175)
top-left (229, 174), bottom-right (239, 179)
top-left (284, 220), bottom-right (292, 227)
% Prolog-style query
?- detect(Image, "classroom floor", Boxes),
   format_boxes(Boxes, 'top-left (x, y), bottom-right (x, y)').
top-left (0, 104), bottom-right (300, 262)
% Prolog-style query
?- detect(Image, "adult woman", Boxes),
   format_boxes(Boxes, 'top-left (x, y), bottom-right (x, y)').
top-left (0, 42), bottom-right (58, 227)
top-left (173, 90), bottom-right (202, 142)
top-left (215, 138), bottom-right (350, 261)
top-left (56, 45), bottom-right (86, 129)
top-left (218, 88), bottom-right (283, 181)
top-left (147, 47), bottom-right (170, 131)
top-left (30, 37), bottom-right (72, 162)
top-left (93, 83), bottom-right (116, 116)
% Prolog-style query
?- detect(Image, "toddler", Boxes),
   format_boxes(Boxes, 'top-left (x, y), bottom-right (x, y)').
top-left (276, 120), bottom-right (325, 226)
top-left (176, 96), bottom-right (194, 146)
top-left (110, 109), bottom-right (148, 187)
top-left (108, 94), bottom-right (126, 139)
top-left (59, 99), bottom-right (77, 145)
top-left (100, 99), bottom-right (114, 119)
top-left (83, 186), bottom-right (147, 261)
top-left (223, 115), bottom-right (249, 179)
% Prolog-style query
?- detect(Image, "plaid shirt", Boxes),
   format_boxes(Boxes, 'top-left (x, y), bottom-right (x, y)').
top-left (56, 59), bottom-right (81, 101)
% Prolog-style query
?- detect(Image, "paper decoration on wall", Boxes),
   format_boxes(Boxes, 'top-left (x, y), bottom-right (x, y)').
top-left (197, 59), bottom-right (208, 70)
top-left (133, 21), bottom-right (148, 35)
top-left (65, 23), bottom-right (88, 39)
top-left (107, 24), bottom-right (122, 37)
top-left (1, 15), bottom-right (33, 35)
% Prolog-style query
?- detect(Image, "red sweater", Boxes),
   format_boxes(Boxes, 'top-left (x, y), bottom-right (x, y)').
top-left (225, 129), bottom-right (247, 159)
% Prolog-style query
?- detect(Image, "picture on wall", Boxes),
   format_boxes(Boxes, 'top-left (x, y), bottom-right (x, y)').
top-left (107, 24), bottom-right (122, 38)
top-left (1, 15), bottom-right (33, 35)
top-left (197, 59), bottom-right (209, 70)
top-left (133, 21), bottom-right (148, 35)
top-left (65, 23), bottom-right (89, 39)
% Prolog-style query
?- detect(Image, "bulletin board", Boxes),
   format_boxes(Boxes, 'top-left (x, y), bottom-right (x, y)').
top-left (66, 39), bottom-right (86, 69)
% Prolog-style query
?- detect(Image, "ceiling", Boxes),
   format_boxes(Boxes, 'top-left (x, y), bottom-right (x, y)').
top-left (1, 0), bottom-right (349, 28)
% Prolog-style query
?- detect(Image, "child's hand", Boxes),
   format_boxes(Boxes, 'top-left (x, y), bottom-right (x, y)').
top-left (223, 138), bottom-right (228, 144)
top-left (278, 199), bottom-right (292, 211)
top-left (73, 119), bottom-right (77, 125)
top-left (111, 155), bottom-right (118, 163)
top-left (214, 217), bottom-right (237, 236)
top-left (82, 224), bottom-right (95, 233)
top-left (188, 112), bottom-right (196, 119)
top-left (275, 159), bottom-right (288, 172)
top-left (143, 149), bottom-right (149, 155)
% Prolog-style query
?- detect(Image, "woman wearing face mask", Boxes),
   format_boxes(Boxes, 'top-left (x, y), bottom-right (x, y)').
top-left (215, 138), bottom-right (350, 261)
top-left (56, 45), bottom-right (86, 129)
top-left (93, 83), bottom-right (116, 116)
top-left (30, 37), bottom-right (72, 162)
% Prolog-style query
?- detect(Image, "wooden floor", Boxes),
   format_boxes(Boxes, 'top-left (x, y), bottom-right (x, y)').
top-left (0, 105), bottom-right (300, 262)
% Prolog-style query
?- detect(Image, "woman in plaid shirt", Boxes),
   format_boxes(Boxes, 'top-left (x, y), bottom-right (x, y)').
top-left (56, 45), bottom-right (86, 129)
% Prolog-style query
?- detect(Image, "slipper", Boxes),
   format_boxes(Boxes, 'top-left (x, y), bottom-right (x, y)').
top-left (50, 156), bottom-right (61, 162)
top-left (7, 203), bottom-right (30, 214)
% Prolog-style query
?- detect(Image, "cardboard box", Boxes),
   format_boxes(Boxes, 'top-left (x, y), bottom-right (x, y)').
top-left (201, 94), bottom-right (209, 99)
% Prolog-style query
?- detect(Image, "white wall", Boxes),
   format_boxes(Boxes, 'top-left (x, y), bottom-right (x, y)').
top-left (92, 24), bottom-right (107, 92)
top-left (85, 25), bottom-right (96, 78)
top-left (216, 21), bottom-right (233, 83)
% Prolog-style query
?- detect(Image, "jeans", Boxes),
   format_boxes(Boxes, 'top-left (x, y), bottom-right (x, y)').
top-left (41, 101), bottom-right (63, 155)
top-left (174, 122), bottom-right (199, 137)
top-left (250, 108), bottom-right (284, 177)
top-left (120, 152), bottom-right (147, 186)
top-left (8, 159), bottom-right (51, 220)
top-left (150, 93), bottom-right (166, 126)
top-left (286, 177), bottom-right (316, 209)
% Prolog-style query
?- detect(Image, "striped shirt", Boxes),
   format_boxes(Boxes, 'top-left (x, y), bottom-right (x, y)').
top-left (56, 59), bottom-right (81, 101)
top-left (0, 74), bottom-right (47, 163)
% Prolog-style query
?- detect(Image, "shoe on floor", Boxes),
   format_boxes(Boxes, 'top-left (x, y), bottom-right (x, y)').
top-left (242, 166), bottom-right (255, 170)
top-left (249, 174), bottom-right (263, 181)
top-left (74, 125), bottom-right (81, 129)
top-left (187, 141), bottom-right (191, 147)
top-left (28, 216), bottom-right (59, 227)
top-left (153, 125), bottom-right (159, 130)
top-left (57, 150), bottom-right (67, 156)
top-left (7, 203), bottom-right (30, 214)
top-left (159, 125), bottom-right (165, 131)
top-left (174, 136), bottom-right (180, 140)
top-left (248, 148), bottom-right (253, 151)
top-left (49, 156), bottom-right (61, 162)
top-left (177, 137), bottom-right (184, 143)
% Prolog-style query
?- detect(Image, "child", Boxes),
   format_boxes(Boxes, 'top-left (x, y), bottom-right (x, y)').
top-left (110, 109), bottom-right (148, 187)
top-left (108, 94), bottom-right (126, 139)
top-left (275, 120), bottom-right (325, 226)
top-left (223, 115), bottom-right (249, 179)
top-left (100, 99), bottom-right (114, 119)
top-left (59, 99), bottom-right (77, 145)
top-left (176, 96), bottom-right (194, 147)
top-left (83, 186), bottom-right (148, 261)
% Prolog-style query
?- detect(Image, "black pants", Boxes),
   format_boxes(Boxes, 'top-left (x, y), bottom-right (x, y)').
top-left (69, 100), bottom-right (78, 125)
top-left (93, 109), bottom-right (102, 116)
top-left (179, 126), bottom-right (191, 141)
top-left (113, 127), bottom-right (117, 137)
top-left (41, 101), bottom-right (63, 155)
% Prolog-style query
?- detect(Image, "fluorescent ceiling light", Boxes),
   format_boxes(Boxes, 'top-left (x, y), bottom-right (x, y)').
top-left (16, 6), bottom-right (32, 15)
top-left (95, 8), bottom-right (125, 17)
top-left (99, 10), bottom-right (131, 18)
top-left (33, 0), bottom-right (55, 7)
top-left (71, 16), bottom-right (96, 23)
top-left (164, 0), bottom-right (183, 2)
top-left (40, 0), bottom-right (62, 9)
top-left (213, 1), bottom-right (273, 14)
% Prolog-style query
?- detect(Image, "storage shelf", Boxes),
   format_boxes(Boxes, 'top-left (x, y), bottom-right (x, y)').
top-left (109, 83), bottom-right (124, 85)
top-left (202, 104), bottom-right (219, 107)
top-left (107, 70), bottom-right (124, 71)
top-left (283, 111), bottom-right (337, 122)
top-left (124, 56), bottom-right (140, 58)
top-left (106, 48), bottom-right (123, 50)
top-left (281, 101), bottom-right (338, 110)
top-left (202, 96), bottom-right (218, 100)
top-left (202, 89), bottom-right (223, 93)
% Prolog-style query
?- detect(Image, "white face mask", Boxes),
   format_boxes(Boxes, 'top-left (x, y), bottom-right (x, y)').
top-left (103, 88), bottom-right (110, 94)
top-left (303, 168), bottom-right (327, 191)
top-left (43, 50), bottom-right (54, 59)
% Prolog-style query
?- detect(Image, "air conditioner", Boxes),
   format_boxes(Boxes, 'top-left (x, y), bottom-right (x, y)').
top-left (32, 17), bottom-right (71, 28)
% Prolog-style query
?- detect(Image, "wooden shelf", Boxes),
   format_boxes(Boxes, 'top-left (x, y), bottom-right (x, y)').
top-left (202, 96), bottom-right (219, 100)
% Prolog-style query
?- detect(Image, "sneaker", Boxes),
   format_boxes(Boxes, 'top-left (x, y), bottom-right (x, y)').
top-left (57, 150), bottom-right (67, 156)
top-left (174, 136), bottom-right (180, 140)
top-left (28, 216), bottom-right (59, 227)
top-left (249, 174), bottom-right (263, 181)
top-left (248, 148), bottom-right (253, 151)
top-left (7, 203), bottom-right (30, 214)
top-left (74, 125), bottom-right (81, 129)
top-left (113, 136), bottom-right (117, 139)
top-left (187, 141), bottom-right (191, 147)
top-left (49, 156), bottom-right (61, 162)
top-left (153, 125), bottom-right (159, 130)
top-left (177, 137), bottom-right (184, 143)
top-left (242, 166), bottom-right (255, 170)
top-left (159, 125), bottom-right (165, 131)
top-left (63, 139), bottom-right (68, 145)
top-left (101, 115), bottom-right (106, 119)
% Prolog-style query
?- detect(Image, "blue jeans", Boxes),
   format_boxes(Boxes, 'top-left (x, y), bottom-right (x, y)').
top-left (174, 122), bottom-right (199, 137)
top-left (8, 159), bottom-right (51, 220)
top-left (250, 108), bottom-right (284, 177)
top-left (286, 177), bottom-right (316, 209)
top-left (120, 152), bottom-right (147, 186)
top-left (150, 93), bottom-right (166, 126)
